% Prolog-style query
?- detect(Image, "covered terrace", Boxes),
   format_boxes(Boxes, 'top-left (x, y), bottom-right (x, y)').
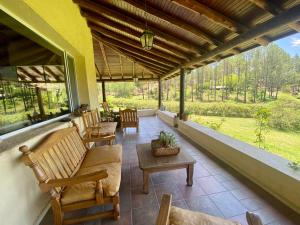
top-left (0, 1), bottom-right (299, 225)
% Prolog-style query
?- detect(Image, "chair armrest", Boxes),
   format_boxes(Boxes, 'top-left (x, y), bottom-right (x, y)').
top-left (156, 194), bottom-right (172, 225)
top-left (40, 170), bottom-right (108, 192)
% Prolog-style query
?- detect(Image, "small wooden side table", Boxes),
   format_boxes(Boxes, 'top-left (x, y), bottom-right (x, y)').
top-left (136, 143), bottom-right (196, 194)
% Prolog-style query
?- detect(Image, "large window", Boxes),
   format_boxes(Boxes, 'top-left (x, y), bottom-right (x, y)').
top-left (0, 21), bottom-right (70, 135)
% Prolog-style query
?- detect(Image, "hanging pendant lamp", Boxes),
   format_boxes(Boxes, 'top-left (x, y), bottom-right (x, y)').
top-left (140, 0), bottom-right (154, 50)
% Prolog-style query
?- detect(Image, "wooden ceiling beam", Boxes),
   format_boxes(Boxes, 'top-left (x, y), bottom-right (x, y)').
top-left (249, 0), bottom-right (300, 32)
top-left (98, 77), bottom-right (159, 82)
top-left (74, 0), bottom-right (203, 54)
top-left (17, 67), bottom-right (39, 82)
top-left (82, 11), bottom-right (191, 59)
top-left (124, 0), bottom-right (222, 46)
top-left (115, 48), bottom-right (171, 71)
top-left (171, 0), bottom-right (246, 33)
top-left (162, 4), bottom-right (300, 79)
top-left (95, 63), bottom-right (102, 80)
top-left (93, 33), bottom-right (177, 68)
top-left (30, 66), bottom-right (43, 76)
top-left (98, 41), bottom-right (112, 78)
top-left (100, 40), bottom-right (167, 76)
top-left (119, 56), bottom-right (124, 79)
top-left (172, 0), bottom-right (270, 46)
top-left (44, 66), bottom-right (64, 82)
top-left (90, 24), bottom-right (184, 64)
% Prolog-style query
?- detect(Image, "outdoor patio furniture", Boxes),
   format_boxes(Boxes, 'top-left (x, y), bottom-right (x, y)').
top-left (136, 143), bottom-right (196, 194)
top-left (120, 108), bottom-right (139, 132)
top-left (19, 126), bottom-right (122, 225)
top-left (156, 194), bottom-right (263, 225)
top-left (81, 109), bottom-right (117, 146)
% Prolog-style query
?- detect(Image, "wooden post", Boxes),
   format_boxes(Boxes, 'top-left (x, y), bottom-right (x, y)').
top-left (158, 79), bottom-right (162, 109)
top-left (102, 81), bottom-right (106, 102)
top-left (179, 68), bottom-right (185, 120)
top-left (35, 87), bottom-right (45, 116)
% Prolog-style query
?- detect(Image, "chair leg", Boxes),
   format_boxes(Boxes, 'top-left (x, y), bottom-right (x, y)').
top-left (51, 199), bottom-right (63, 225)
top-left (113, 194), bottom-right (120, 220)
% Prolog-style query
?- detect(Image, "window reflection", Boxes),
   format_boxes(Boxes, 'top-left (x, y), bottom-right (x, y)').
top-left (0, 24), bottom-right (70, 135)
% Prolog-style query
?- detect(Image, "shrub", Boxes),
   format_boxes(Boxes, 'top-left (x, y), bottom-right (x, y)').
top-left (254, 107), bottom-right (271, 148)
top-left (268, 99), bottom-right (300, 131)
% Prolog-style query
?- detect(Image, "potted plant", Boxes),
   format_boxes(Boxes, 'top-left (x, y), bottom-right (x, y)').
top-left (151, 131), bottom-right (180, 157)
top-left (182, 111), bottom-right (191, 121)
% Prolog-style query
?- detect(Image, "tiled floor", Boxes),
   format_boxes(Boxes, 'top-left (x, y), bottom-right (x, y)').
top-left (41, 116), bottom-right (300, 225)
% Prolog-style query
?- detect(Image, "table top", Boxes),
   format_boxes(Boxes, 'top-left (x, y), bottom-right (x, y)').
top-left (136, 143), bottom-right (196, 170)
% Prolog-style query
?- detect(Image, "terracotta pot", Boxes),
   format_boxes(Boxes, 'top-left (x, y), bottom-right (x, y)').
top-left (182, 114), bottom-right (189, 121)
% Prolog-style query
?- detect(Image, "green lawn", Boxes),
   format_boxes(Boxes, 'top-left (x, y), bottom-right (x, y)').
top-left (190, 115), bottom-right (300, 162)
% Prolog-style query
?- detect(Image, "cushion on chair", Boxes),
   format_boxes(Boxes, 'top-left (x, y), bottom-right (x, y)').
top-left (60, 162), bottom-right (121, 205)
top-left (169, 206), bottom-right (241, 225)
top-left (81, 144), bottom-right (122, 168)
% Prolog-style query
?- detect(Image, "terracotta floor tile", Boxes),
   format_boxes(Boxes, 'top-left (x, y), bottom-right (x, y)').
top-left (240, 198), bottom-right (268, 211)
top-left (171, 200), bottom-right (189, 209)
top-left (131, 186), bottom-right (158, 209)
top-left (186, 195), bottom-right (224, 217)
top-left (210, 192), bottom-right (247, 218)
top-left (196, 176), bottom-right (227, 194)
top-left (154, 182), bottom-right (184, 202)
top-left (177, 182), bottom-right (206, 199)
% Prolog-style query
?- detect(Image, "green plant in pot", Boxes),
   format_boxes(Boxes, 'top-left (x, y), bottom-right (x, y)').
top-left (182, 111), bottom-right (191, 121)
top-left (151, 131), bottom-right (180, 157)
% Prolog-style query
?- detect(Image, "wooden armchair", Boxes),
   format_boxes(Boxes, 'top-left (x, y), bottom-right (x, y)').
top-left (156, 194), bottom-right (263, 225)
top-left (19, 126), bottom-right (122, 225)
top-left (81, 109), bottom-right (117, 146)
top-left (119, 108), bottom-right (139, 132)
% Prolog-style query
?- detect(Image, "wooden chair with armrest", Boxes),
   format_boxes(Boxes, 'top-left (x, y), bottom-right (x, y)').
top-left (119, 108), bottom-right (139, 132)
top-left (156, 194), bottom-right (263, 225)
top-left (81, 109), bottom-right (117, 146)
top-left (19, 126), bottom-right (122, 225)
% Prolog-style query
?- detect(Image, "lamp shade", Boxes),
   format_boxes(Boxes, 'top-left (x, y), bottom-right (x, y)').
top-left (140, 29), bottom-right (154, 50)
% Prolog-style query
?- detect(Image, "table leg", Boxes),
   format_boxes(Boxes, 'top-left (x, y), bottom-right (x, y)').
top-left (143, 170), bottom-right (149, 194)
top-left (186, 164), bottom-right (194, 186)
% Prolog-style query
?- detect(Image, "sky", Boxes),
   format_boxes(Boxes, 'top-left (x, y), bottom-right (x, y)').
top-left (274, 33), bottom-right (300, 57)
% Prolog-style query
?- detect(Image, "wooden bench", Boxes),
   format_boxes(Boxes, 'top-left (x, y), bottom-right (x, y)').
top-left (19, 125), bottom-right (122, 225)
top-left (156, 194), bottom-right (263, 225)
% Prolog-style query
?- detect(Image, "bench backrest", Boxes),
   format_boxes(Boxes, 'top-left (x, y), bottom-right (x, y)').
top-left (19, 127), bottom-right (87, 193)
top-left (120, 108), bottom-right (138, 123)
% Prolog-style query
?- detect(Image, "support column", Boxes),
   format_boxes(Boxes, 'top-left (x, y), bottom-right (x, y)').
top-left (35, 87), bottom-right (45, 116)
top-left (179, 68), bottom-right (185, 120)
top-left (102, 81), bottom-right (106, 102)
top-left (158, 79), bottom-right (162, 109)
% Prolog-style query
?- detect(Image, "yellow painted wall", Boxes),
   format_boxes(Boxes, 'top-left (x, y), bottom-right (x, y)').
top-left (0, 0), bottom-right (99, 109)
top-left (0, 1), bottom-right (99, 225)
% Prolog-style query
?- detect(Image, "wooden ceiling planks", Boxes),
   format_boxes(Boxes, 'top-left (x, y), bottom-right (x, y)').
top-left (74, 0), bottom-right (300, 82)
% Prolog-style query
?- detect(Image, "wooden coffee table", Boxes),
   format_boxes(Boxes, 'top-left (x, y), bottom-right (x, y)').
top-left (136, 143), bottom-right (196, 194)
